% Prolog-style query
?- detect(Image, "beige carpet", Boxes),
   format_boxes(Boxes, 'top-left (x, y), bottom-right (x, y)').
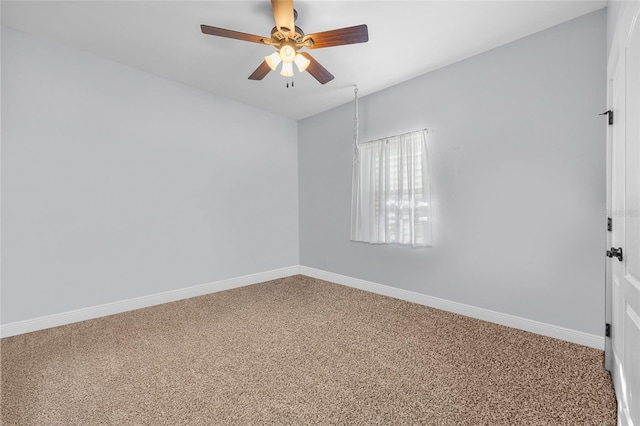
top-left (1, 275), bottom-right (616, 425)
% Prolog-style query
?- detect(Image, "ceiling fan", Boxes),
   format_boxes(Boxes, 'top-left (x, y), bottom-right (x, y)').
top-left (201, 0), bottom-right (369, 85)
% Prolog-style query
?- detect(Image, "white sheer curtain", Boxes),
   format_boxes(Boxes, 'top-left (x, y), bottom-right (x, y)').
top-left (351, 129), bottom-right (431, 247)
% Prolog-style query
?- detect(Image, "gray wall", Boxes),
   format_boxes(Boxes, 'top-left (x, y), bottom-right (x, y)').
top-left (298, 10), bottom-right (606, 335)
top-left (1, 28), bottom-right (299, 324)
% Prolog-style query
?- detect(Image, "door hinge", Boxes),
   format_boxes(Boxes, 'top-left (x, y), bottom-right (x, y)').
top-left (605, 323), bottom-right (611, 338)
top-left (599, 110), bottom-right (613, 125)
top-left (607, 217), bottom-right (612, 232)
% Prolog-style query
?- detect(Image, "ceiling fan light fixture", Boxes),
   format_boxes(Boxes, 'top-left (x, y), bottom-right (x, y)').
top-left (201, 1), bottom-right (369, 84)
top-left (280, 62), bottom-right (294, 77)
top-left (279, 44), bottom-right (296, 63)
top-left (265, 51), bottom-right (282, 70)
top-left (294, 53), bottom-right (310, 72)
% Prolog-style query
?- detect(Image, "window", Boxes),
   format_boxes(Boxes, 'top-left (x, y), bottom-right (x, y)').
top-left (350, 129), bottom-right (431, 247)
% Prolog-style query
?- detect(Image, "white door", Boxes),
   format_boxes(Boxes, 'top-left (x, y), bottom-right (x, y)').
top-left (608, 3), bottom-right (640, 425)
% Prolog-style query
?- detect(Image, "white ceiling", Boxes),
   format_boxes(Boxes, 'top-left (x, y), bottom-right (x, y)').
top-left (1, 1), bottom-right (606, 120)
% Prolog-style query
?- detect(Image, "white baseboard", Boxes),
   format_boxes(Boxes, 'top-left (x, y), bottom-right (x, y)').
top-left (0, 266), bottom-right (300, 338)
top-left (298, 266), bottom-right (604, 350)
top-left (1, 265), bottom-right (604, 350)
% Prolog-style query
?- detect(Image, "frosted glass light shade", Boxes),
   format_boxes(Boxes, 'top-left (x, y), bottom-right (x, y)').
top-left (279, 45), bottom-right (296, 63)
top-left (280, 62), bottom-right (294, 77)
top-left (294, 53), bottom-right (310, 72)
top-left (265, 52), bottom-right (282, 71)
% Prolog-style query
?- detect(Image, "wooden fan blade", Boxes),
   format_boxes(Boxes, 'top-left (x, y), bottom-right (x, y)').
top-left (248, 60), bottom-right (273, 80)
top-left (271, 0), bottom-right (295, 34)
top-left (201, 25), bottom-right (266, 44)
top-left (299, 52), bottom-right (334, 84)
top-left (304, 24), bottom-right (369, 49)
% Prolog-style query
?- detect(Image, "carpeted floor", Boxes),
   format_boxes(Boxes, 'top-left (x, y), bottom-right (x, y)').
top-left (1, 275), bottom-right (616, 425)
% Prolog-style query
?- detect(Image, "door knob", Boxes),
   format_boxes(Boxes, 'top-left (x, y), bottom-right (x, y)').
top-left (606, 247), bottom-right (623, 261)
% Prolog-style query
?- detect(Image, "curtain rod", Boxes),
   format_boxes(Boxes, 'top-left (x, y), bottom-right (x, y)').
top-left (359, 128), bottom-right (431, 144)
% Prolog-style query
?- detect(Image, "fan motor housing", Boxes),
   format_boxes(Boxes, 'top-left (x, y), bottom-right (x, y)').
top-left (270, 26), bottom-right (305, 43)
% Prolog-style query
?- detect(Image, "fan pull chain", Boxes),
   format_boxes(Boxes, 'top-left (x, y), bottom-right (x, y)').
top-left (353, 85), bottom-right (359, 163)
top-left (286, 76), bottom-right (294, 88)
